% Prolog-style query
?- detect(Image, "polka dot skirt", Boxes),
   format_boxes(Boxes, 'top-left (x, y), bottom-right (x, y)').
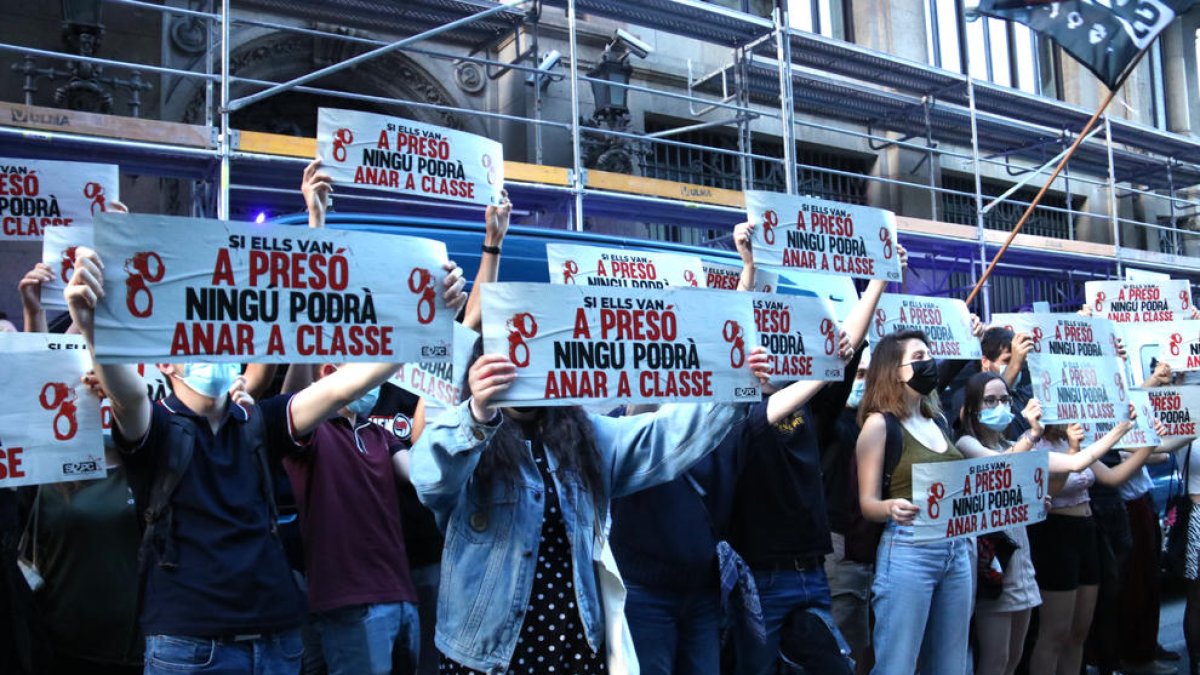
top-left (440, 444), bottom-right (606, 674)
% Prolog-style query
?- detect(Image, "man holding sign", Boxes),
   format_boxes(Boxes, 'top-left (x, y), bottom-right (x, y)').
top-left (64, 237), bottom-right (465, 674)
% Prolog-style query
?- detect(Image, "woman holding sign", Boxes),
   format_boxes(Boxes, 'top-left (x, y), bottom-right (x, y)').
top-left (855, 329), bottom-right (971, 675)
top-left (411, 341), bottom-right (771, 675)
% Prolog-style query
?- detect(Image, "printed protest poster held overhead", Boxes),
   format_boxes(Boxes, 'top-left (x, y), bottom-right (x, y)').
top-left (0, 157), bottom-right (118, 241)
top-left (1079, 389), bottom-right (1161, 450)
top-left (702, 260), bottom-right (779, 293)
top-left (993, 313), bottom-right (1129, 425)
top-left (912, 452), bottom-right (1049, 543)
top-left (1137, 385), bottom-right (1200, 437)
top-left (41, 224), bottom-right (93, 310)
top-left (389, 322), bottom-right (478, 408)
top-left (745, 190), bottom-right (902, 282)
top-left (752, 292), bottom-right (843, 383)
top-left (1085, 279), bottom-right (1193, 323)
top-left (546, 243), bottom-right (706, 289)
top-left (317, 108), bottom-right (502, 206)
top-left (481, 282), bottom-right (761, 407)
top-left (872, 295), bottom-right (982, 360)
top-left (776, 269), bottom-right (860, 323)
top-left (91, 213), bottom-right (454, 365)
top-left (0, 333), bottom-right (104, 487)
top-left (1154, 321), bottom-right (1200, 372)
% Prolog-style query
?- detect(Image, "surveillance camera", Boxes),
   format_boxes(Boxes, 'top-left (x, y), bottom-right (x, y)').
top-left (612, 28), bottom-right (652, 60)
top-left (526, 50), bottom-right (562, 87)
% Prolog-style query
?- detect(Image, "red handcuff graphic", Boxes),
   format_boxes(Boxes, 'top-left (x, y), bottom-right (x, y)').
top-left (1182, 290), bottom-right (1191, 311)
top-left (820, 318), bottom-right (837, 356)
top-left (1094, 291), bottom-right (1106, 312)
top-left (722, 320), bottom-right (745, 369)
top-left (1041, 370), bottom-right (1052, 400)
top-left (1030, 327), bottom-right (1043, 353)
top-left (124, 251), bottom-right (164, 318)
top-left (1170, 332), bottom-right (1184, 357)
top-left (60, 246), bottom-right (79, 283)
top-left (332, 128), bottom-right (353, 162)
top-left (562, 260), bottom-right (579, 284)
top-left (83, 182), bottom-right (107, 215)
top-left (482, 154), bottom-right (497, 185)
top-left (39, 382), bottom-right (78, 441)
top-left (1114, 372), bottom-right (1126, 402)
top-left (879, 227), bottom-right (893, 259)
top-left (874, 308), bottom-right (887, 337)
top-left (507, 313), bottom-right (538, 367)
top-left (408, 268), bottom-right (436, 325)
top-left (927, 482), bottom-right (945, 519)
top-left (762, 210), bottom-right (778, 245)
top-left (1034, 468), bottom-right (1045, 500)
top-left (683, 270), bottom-right (698, 287)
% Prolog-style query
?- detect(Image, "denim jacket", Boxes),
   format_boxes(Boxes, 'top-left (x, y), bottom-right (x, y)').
top-left (411, 399), bottom-right (748, 674)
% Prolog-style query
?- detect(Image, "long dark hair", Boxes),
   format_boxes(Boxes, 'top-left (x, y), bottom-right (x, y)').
top-left (960, 371), bottom-right (1006, 444)
top-left (461, 338), bottom-right (605, 505)
top-left (857, 330), bottom-right (941, 426)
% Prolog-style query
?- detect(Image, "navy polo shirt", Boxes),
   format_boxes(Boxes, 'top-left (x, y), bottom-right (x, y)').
top-left (115, 393), bottom-right (305, 637)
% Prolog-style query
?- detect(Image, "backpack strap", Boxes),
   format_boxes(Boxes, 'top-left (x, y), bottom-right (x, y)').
top-left (139, 415), bottom-right (195, 572)
top-left (879, 412), bottom-right (904, 499)
top-left (241, 406), bottom-right (279, 535)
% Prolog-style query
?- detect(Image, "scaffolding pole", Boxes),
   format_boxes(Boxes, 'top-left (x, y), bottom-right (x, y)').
top-left (774, 6), bottom-right (797, 194)
top-left (967, 74), bottom-right (990, 319)
top-left (567, 0), bottom-right (584, 232)
top-left (218, 0), bottom-right (231, 220)
top-left (1105, 115), bottom-right (1122, 276)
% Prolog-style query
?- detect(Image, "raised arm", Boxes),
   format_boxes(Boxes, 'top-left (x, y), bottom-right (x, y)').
top-left (856, 412), bottom-right (919, 524)
top-left (733, 221), bottom-right (755, 292)
top-left (1048, 421), bottom-right (1133, 474)
top-left (64, 247), bottom-right (152, 442)
top-left (463, 191), bottom-right (511, 331)
top-left (302, 157), bottom-right (333, 229)
top-left (843, 245), bottom-right (907, 350)
top-left (18, 262), bottom-right (53, 333)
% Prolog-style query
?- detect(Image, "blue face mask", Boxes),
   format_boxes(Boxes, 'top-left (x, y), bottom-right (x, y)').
top-left (178, 363), bottom-right (241, 400)
top-left (846, 379), bottom-right (867, 408)
top-left (347, 386), bottom-right (380, 418)
top-left (979, 405), bottom-right (1015, 432)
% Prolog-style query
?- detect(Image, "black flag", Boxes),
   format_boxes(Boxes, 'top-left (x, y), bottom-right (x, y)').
top-left (969, 0), bottom-right (1194, 88)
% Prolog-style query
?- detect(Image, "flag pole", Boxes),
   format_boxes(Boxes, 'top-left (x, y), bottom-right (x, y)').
top-left (964, 51), bottom-right (1149, 307)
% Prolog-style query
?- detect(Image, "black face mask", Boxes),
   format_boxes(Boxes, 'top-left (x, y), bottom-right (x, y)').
top-left (905, 358), bottom-right (939, 396)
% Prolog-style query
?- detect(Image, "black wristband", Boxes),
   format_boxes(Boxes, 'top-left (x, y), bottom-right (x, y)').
top-left (481, 244), bottom-right (501, 255)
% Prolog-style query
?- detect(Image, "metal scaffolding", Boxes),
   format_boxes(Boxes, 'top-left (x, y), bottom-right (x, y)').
top-left (1, 0), bottom-right (1199, 316)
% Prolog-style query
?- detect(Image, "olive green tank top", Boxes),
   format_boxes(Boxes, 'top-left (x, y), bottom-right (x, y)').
top-left (886, 425), bottom-right (963, 501)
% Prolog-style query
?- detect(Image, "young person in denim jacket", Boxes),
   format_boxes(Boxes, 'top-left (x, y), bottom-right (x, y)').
top-left (410, 336), bottom-right (771, 674)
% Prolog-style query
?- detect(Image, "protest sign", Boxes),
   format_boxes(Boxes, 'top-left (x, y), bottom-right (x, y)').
top-left (745, 190), bottom-right (902, 282)
top-left (1154, 321), bottom-right (1200, 372)
top-left (912, 451), bottom-right (1049, 542)
top-left (871, 295), bottom-right (981, 360)
top-left (1079, 389), bottom-right (1161, 449)
top-left (91, 213), bottom-right (454, 364)
top-left (776, 269), bottom-right (860, 323)
top-left (993, 313), bottom-right (1129, 424)
top-left (546, 243), bottom-right (706, 289)
top-left (1085, 279), bottom-right (1193, 323)
top-left (0, 157), bottom-right (118, 241)
top-left (481, 282), bottom-right (761, 407)
top-left (317, 108), bottom-right (503, 206)
top-left (388, 322), bottom-right (478, 408)
top-left (751, 292), bottom-right (843, 382)
top-left (0, 333), bottom-right (104, 487)
top-left (701, 260), bottom-right (778, 293)
top-left (41, 224), bottom-right (93, 309)
top-left (1136, 385), bottom-right (1200, 437)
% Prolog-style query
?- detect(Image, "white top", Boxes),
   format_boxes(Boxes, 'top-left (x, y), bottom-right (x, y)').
top-left (1118, 466), bottom-right (1152, 501)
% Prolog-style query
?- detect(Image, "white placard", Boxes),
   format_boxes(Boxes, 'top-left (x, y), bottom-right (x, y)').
top-left (871, 295), bottom-right (982, 360)
top-left (1078, 389), bottom-right (1162, 449)
top-left (546, 243), bottom-right (705, 288)
top-left (701, 260), bottom-right (779, 293)
top-left (317, 108), bottom-right (503, 206)
top-left (1085, 279), bottom-right (1193, 323)
top-left (776, 269), bottom-right (860, 323)
top-left (1136, 385), bottom-right (1200, 437)
top-left (91, 213), bottom-right (453, 364)
top-left (40, 224), bottom-right (93, 309)
top-left (744, 190), bottom-right (902, 282)
top-left (388, 322), bottom-right (478, 408)
top-left (993, 313), bottom-right (1130, 424)
top-left (0, 157), bottom-right (119, 240)
top-left (481, 282), bottom-right (761, 407)
top-left (751, 292), bottom-right (843, 382)
top-left (1154, 321), bottom-right (1200, 372)
top-left (0, 333), bottom-right (104, 486)
top-left (912, 452), bottom-right (1049, 542)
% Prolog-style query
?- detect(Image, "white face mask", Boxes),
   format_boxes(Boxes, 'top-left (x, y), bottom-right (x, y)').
top-left (175, 363), bottom-right (241, 399)
top-left (846, 379), bottom-right (867, 408)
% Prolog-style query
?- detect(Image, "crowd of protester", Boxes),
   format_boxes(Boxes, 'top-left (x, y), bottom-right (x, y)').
top-left (2, 158), bottom-right (1198, 675)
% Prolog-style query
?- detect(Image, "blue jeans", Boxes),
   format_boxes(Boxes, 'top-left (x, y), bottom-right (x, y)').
top-left (624, 582), bottom-right (721, 675)
top-left (870, 524), bottom-right (973, 675)
top-left (143, 631), bottom-right (303, 675)
top-left (734, 566), bottom-right (847, 675)
top-left (314, 602), bottom-right (419, 675)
